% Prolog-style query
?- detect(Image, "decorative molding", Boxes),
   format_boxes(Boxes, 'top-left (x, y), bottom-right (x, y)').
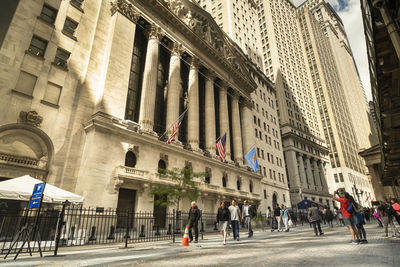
top-left (169, 42), bottom-right (184, 56)
top-left (189, 56), bottom-right (200, 69)
top-left (110, 0), bottom-right (140, 23)
top-left (145, 24), bottom-right (163, 40)
top-left (19, 111), bottom-right (43, 127)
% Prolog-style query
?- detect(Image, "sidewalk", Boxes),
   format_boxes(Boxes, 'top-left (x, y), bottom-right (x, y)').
top-left (1, 223), bottom-right (399, 266)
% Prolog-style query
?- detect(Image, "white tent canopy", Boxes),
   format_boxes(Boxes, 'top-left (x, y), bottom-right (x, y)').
top-left (0, 175), bottom-right (84, 203)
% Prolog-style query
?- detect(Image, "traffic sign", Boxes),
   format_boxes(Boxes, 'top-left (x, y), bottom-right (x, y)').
top-left (29, 182), bottom-right (46, 209)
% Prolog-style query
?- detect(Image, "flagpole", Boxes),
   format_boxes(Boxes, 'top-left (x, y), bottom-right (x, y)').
top-left (215, 132), bottom-right (226, 143)
top-left (159, 108), bottom-right (188, 140)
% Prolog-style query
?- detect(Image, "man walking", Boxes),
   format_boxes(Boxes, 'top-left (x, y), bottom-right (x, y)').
top-left (274, 203), bottom-right (282, 232)
top-left (229, 200), bottom-right (242, 241)
top-left (242, 200), bottom-right (253, 237)
top-left (188, 201), bottom-right (201, 243)
top-left (281, 204), bottom-right (291, 232)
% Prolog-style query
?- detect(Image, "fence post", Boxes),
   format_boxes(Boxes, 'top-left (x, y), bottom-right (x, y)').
top-left (172, 209), bottom-right (175, 243)
top-left (54, 202), bottom-right (67, 256)
top-left (200, 210), bottom-right (203, 240)
top-left (124, 210), bottom-right (130, 248)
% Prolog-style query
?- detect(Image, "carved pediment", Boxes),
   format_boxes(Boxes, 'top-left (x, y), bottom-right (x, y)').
top-left (160, 0), bottom-right (249, 77)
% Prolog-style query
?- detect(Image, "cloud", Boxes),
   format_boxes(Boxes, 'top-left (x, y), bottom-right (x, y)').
top-left (291, 0), bottom-right (372, 101)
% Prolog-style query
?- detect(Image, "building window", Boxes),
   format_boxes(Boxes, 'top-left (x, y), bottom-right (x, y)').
top-left (125, 151), bottom-right (136, 168)
top-left (283, 194), bottom-right (286, 202)
top-left (70, 0), bottom-right (84, 8)
top-left (237, 178), bottom-right (241, 190)
top-left (39, 4), bottom-right (58, 25)
top-left (42, 82), bottom-right (61, 105)
top-left (28, 36), bottom-right (48, 57)
top-left (249, 181), bottom-right (253, 193)
top-left (53, 48), bottom-right (70, 69)
top-left (339, 173), bottom-right (344, 182)
top-left (263, 189), bottom-right (267, 199)
top-left (158, 159), bottom-right (167, 173)
top-left (222, 176), bottom-right (227, 187)
top-left (62, 17), bottom-right (78, 37)
top-left (14, 71), bottom-right (37, 96)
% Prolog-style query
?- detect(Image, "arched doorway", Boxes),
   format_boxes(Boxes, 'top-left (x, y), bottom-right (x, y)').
top-left (272, 193), bottom-right (278, 208)
top-left (0, 123), bottom-right (53, 181)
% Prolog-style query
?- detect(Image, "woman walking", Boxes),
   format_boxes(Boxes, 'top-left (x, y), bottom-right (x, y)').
top-left (309, 203), bottom-right (324, 236)
top-left (216, 201), bottom-right (231, 245)
top-left (333, 190), bottom-right (360, 244)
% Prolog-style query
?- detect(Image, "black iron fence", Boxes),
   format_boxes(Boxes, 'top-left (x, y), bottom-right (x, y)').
top-left (0, 207), bottom-right (313, 256)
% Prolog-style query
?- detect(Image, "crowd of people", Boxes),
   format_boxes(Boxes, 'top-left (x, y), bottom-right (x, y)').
top-left (186, 193), bottom-right (400, 245)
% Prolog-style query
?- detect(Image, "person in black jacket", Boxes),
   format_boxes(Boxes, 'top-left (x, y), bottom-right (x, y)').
top-left (216, 200), bottom-right (231, 245)
top-left (188, 201), bottom-right (201, 243)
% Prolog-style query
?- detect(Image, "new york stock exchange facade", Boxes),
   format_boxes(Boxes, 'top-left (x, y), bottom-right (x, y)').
top-left (0, 0), bottom-right (287, 213)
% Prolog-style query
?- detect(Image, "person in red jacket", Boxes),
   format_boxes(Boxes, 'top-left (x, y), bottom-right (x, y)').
top-left (333, 190), bottom-right (361, 244)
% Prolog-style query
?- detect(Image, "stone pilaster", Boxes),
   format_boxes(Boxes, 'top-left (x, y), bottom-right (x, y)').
top-left (312, 159), bottom-right (322, 191)
top-left (240, 99), bottom-right (254, 161)
top-left (230, 92), bottom-right (243, 163)
top-left (205, 70), bottom-right (216, 155)
top-left (318, 161), bottom-right (329, 192)
top-left (187, 57), bottom-right (199, 150)
top-left (139, 25), bottom-right (161, 133)
top-left (165, 42), bottom-right (183, 139)
top-left (305, 156), bottom-right (315, 190)
top-left (218, 83), bottom-right (230, 160)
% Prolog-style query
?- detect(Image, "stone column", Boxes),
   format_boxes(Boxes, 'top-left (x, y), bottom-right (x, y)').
top-left (305, 156), bottom-right (315, 190)
top-left (188, 57), bottom-right (200, 150)
top-left (165, 42), bottom-right (183, 139)
top-left (218, 83), bottom-right (231, 160)
top-left (240, 99), bottom-right (254, 161)
top-left (318, 161), bottom-right (329, 192)
top-left (204, 70), bottom-right (216, 155)
top-left (286, 151), bottom-right (301, 188)
top-left (231, 92), bottom-right (243, 163)
top-left (297, 153), bottom-right (308, 189)
top-left (139, 25), bottom-right (161, 133)
top-left (312, 159), bottom-right (322, 191)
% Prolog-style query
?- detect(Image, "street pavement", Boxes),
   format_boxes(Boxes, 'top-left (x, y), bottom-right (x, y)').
top-left (1, 223), bottom-right (399, 267)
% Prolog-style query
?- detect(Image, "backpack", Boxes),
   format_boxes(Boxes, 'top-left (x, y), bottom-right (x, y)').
top-left (347, 201), bottom-right (355, 215)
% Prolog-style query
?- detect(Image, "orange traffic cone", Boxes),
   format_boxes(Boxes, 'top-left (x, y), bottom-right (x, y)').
top-left (182, 225), bottom-right (189, 246)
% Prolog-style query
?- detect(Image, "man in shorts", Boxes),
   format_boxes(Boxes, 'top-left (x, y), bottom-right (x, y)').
top-left (333, 190), bottom-right (361, 244)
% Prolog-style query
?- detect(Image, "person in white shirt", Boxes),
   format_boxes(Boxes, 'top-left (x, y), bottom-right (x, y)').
top-left (228, 200), bottom-right (242, 241)
top-left (242, 200), bottom-right (253, 237)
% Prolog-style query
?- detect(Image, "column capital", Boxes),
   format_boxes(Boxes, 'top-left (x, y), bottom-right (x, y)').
top-left (230, 90), bottom-right (240, 100)
top-left (169, 42), bottom-right (184, 57)
top-left (219, 80), bottom-right (229, 92)
top-left (145, 24), bottom-right (163, 40)
top-left (241, 98), bottom-right (253, 109)
top-left (189, 56), bottom-right (200, 70)
top-left (204, 69), bottom-right (217, 81)
top-left (110, 0), bottom-right (140, 23)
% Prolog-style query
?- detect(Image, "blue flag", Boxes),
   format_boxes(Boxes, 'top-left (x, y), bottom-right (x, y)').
top-left (245, 147), bottom-right (259, 173)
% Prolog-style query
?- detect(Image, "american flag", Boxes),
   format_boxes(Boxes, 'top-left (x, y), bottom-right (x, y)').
top-left (166, 110), bottom-right (187, 144)
top-left (216, 133), bottom-right (227, 162)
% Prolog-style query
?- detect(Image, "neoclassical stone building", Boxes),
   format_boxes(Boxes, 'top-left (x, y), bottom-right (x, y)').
top-left (0, 0), bottom-right (290, 213)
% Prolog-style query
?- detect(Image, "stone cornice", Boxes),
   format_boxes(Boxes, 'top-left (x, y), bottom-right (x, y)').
top-left (110, 0), bottom-right (140, 23)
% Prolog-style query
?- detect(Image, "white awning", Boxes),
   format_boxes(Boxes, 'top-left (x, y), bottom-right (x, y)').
top-left (0, 175), bottom-right (84, 203)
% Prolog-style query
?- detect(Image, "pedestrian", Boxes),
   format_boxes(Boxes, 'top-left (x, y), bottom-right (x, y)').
top-left (364, 208), bottom-right (371, 222)
top-left (228, 200), bottom-right (242, 241)
top-left (266, 206), bottom-right (272, 228)
top-left (322, 206), bottom-right (327, 225)
top-left (378, 199), bottom-right (400, 237)
top-left (281, 204), bottom-right (291, 232)
top-left (216, 200), bottom-right (231, 245)
top-left (274, 203), bottom-right (282, 232)
top-left (308, 203), bottom-right (324, 236)
top-left (325, 207), bottom-right (334, 228)
top-left (354, 209), bottom-right (368, 244)
top-left (373, 207), bottom-right (383, 227)
top-left (390, 198), bottom-right (400, 226)
top-left (333, 190), bottom-right (361, 244)
top-left (187, 201), bottom-right (201, 243)
top-left (242, 200), bottom-right (253, 237)
top-left (333, 207), bottom-right (338, 225)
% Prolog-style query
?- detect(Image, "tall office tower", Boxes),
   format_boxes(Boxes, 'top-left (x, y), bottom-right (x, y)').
top-left (197, 0), bottom-right (263, 68)
top-left (198, 0), bottom-right (290, 209)
top-left (301, 0), bottom-right (375, 151)
top-left (296, 5), bottom-right (373, 206)
top-left (257, 0), bottom-right (332, 207)
top-left (297, 0), bottom-right (375, 205)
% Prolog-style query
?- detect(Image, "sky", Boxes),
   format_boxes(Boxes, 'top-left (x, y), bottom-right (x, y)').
top-left (292, 0), bottom-right (372, 101)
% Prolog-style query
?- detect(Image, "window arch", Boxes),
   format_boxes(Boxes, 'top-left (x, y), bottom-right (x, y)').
top-left (158, 159), bottom-right (167, 173)
top-left (125, 151), bottom-right (136, 167)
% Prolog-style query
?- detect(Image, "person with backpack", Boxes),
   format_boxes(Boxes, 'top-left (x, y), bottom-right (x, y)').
top-left (354, 209), bottom-right (368, 244)
top-left (390, 198), bottom-right (400, 226)
top-left (308, 203), bottom-right (324, 236)
top-left (325, 207), bottom-right (334, 228)
top-left (378, 199), bottom-right (400, 237)
top-left (333, 190), bottom-right (361, 244)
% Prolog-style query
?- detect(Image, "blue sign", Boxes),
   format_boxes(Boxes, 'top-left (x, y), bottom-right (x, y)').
top-left (29, 182), bottom-right (46, 209)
